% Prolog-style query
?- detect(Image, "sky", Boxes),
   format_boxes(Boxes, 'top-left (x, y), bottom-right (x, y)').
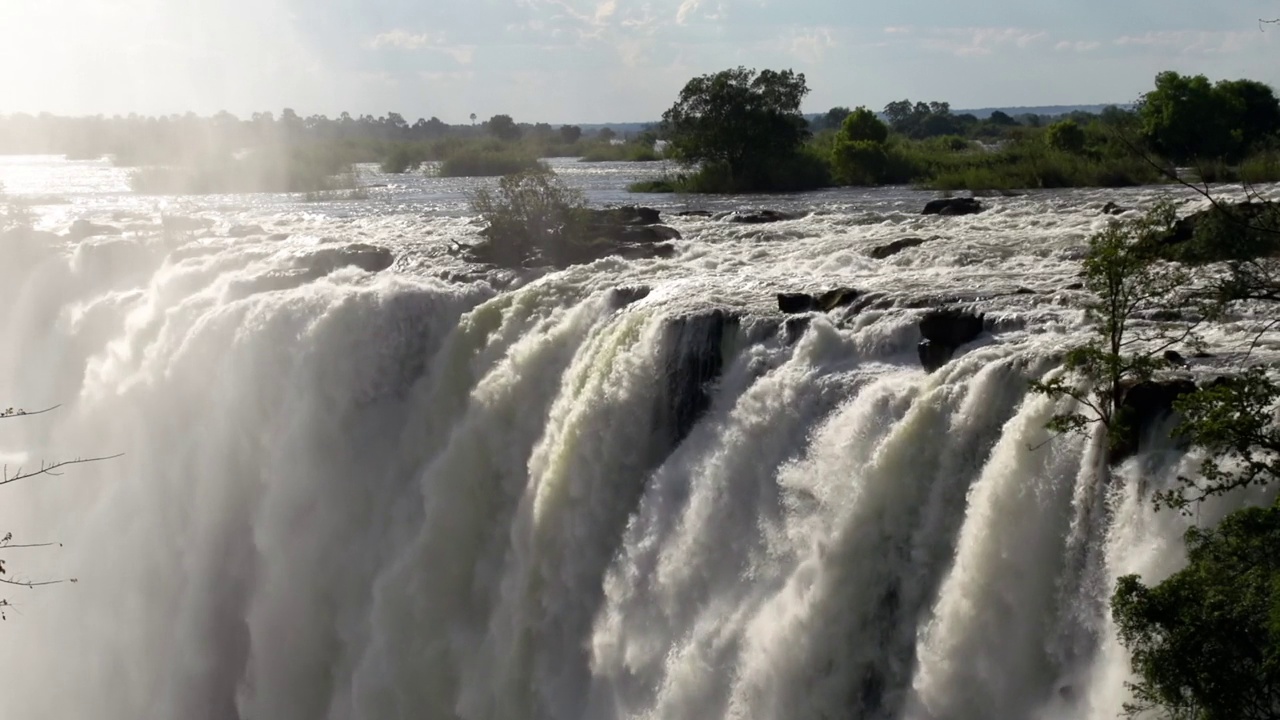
top-left (1, 0), bottom-right (1278, 124)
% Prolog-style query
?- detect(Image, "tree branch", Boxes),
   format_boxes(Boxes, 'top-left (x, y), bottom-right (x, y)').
top-left (0, 405), bottom-right (60, 420)
top-left (0, 454), bottom-right (124, 487)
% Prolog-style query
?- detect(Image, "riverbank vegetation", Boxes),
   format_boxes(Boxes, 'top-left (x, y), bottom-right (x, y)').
top-left (3, 68), bottom-right (1278, 194)
top-left (632, 67), bottom-right (1280, 194)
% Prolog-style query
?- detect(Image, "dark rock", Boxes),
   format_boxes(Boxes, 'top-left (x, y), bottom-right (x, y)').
top-left (1163, 350), bottom-right (1188, 368)
top-left (1111, 379), bottom-right (1198, 463)
top-left (296, 243), bottom-right (395, 276)
top-left (586, 206), bottom-right (662, 226)
top-left (586, 224), bottom-right (682, 244)
top-left (1064, 282), bottom-right (1085, 291)
top-left (664, 310), bottom-right (738, 447)
top-left (1014, 287), bottom-right (1036, 295)
top-left (608, 286), bottom-right (650, 307)
top-left (727, 210), bottom-right (796, 224)
top-left (777, 287), bottom-right (860, 314)
top-left (1101, 202), bottom-right (1126, 216)
top-left (782, 316), bottom-right (811, 345)
top-left (869, 237), bottom-right (931, 259)
top-left (67, 219), bottom-right (122, 240)
top-left (923, 198), bottom-right (984, 216)
top-left (227, 224), bottom-right (266, 238)
top-left (917, 308), bottom-right (985, 372)
top-left (675, 210), bottom-right (714, 218)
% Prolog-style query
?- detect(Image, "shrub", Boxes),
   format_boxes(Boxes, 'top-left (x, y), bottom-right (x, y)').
top-left (438, 147), bottom-right (546, 177)
top-left (831, 140), bottom-right (888, 185)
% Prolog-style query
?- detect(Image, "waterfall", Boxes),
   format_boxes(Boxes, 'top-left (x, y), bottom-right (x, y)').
top-left (0, 197), bottom-right (1266, 720)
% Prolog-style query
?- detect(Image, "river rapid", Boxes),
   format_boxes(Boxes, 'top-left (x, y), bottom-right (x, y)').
top-left (0, 155), bottom-right (1275, 720)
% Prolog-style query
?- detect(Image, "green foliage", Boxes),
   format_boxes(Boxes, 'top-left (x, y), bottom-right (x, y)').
top-left (1155, 369), bottom-right (1280, 511)
top-left (1140, 71), bottom-right (1280, 163)
top-left (1112, 501), bottom-right (1280, 719)
top-left (831, 140), bottom-right (888, 186)
top-left (438, 147), bottom-right (546, 177)
top-left (1028, 204), bottom-right (1193, 452)
top-left (380, 144), bottom-right (427, 173)
top-left (129, 145), bottom-right (361, 194)
top-left (811, 106), bottom-right (853, 132)
top-left (838, 107), bottom-right (889, 144)
top-left (661, 66), bottom-right (821, 192)
top-left (486, 114), bottom-right (522, 142)
top-left (559, 125), bottom-right (583, 144)
top-left (469, 169), bottom-right (585, 248)
top-left (1046, 119), bottom-right (1087, 154)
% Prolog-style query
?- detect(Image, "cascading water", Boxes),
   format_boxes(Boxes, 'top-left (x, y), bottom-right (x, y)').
top-left (0, 156), bottom-right (1274, 719)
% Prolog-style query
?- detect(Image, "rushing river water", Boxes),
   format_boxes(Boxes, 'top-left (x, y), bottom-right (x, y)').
top-left (0, 155), bottom-right (1275, 720)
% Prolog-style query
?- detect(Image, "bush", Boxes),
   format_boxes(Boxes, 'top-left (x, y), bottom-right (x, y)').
top-left (831, 140), bottom-right (888, 185)
top-left (130, 146), bottom-right (361, 194)
top-left (438, 147), bottom-right (546, 177)
top-left (380, 144), bottom-right (428, 173)
top-left (579, 142), bottom-right (662, 162)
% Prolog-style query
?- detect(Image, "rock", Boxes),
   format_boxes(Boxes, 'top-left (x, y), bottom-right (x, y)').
top-left (726, 210), bottom-right (796, 224)
top-left (585, 223), bottom-right (682, 245)
top-left (227, 224), bottom-right (266, 238)
top-left (782, 316), bottom-right (811, 345)
top-left (923, 198), bottom-right (984, 216)
top-left (1014, 287), bottom-right (1036, 295)
top-left (664, 310), bottom-right (739, 447)
top-left (675, 210), bottom-right (714, 218)
top-left (917, 308), bottom-right (986, 372)
top-left (297, 243), bottom-right (395, 275)
top-left (869, 237), bottom-right (931, 259)
top-left (161, 215), bottom-right (212, 233)
top-left (777, 287), bottom-right (860, 314)
top-left (1163, 350), bottom-right (1189, 368)
top-left (608, 286), bottom-right (651, 308)
top-left (66, 219), bottom-right (122, 240)
top-left (586, 206), bottom-right (662, 226)
top-left (1101, 202), bottom-right (1126, 216)
top-left (1111, 379), bottom-right (1198, 463)
top-left (1064, 282), bottom-right (1085, 291)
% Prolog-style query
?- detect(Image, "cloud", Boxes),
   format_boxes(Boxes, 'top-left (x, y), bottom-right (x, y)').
top-left (885, 26), bottom-right (1048, 57)
top-left (369, 30), bottom-right (441, 50)
top-left (1113, 30), bottom-right (1260, 55)
top-left (785, 27), bottom-right (834, 63)
top-left (1055, 40), bottom-right (1101, 52)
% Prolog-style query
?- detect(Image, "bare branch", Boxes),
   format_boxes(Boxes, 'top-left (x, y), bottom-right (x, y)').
top-left (0, 543), bottom-right (59, 551)
top-left (0, 405), bottom-right (61, 420)
top-left (0, 576), bottom-right (68, 589)
top-left (0, 454), bottom-right (124, 487)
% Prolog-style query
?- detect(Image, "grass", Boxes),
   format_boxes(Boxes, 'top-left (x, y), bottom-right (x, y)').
top-left (579, 142), bottom-right (662, 162)
top-left (437, 147), bottom-right (546, 177)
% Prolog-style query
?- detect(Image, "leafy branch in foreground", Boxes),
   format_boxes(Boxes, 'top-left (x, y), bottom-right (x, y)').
top-left (1112, 502), bottom-right (1280, 720)
top-left (1029, 202), bottom-right (1200, 456)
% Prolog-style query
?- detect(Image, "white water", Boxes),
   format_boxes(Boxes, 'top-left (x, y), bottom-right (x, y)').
top-left (0, 157), bottom-right (1276, 719)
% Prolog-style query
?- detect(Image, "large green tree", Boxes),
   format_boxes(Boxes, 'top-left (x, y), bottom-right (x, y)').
top-left (1113, 501), bottom-right (1280, 719)
top-left (1140, 71), bottom-right (1280, 163)
top-left (661, 67), bottom-right (812, 189)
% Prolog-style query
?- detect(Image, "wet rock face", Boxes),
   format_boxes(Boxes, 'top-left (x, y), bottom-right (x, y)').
top-left (67, 219), bottom-right (123, 240)
top-left (869, 237), bottom-right (930, 259)
top-left (664, 310), bottom-right (738, 448)
top-left (917, 308), bottom-right (985, 372)
top-left (726, 210), bottom-right (797, 224)
top-left (459, 206), bottom-right (681, 269)
top-left (1111, 378), bottom-right (1198, 463)
top-left (777, 288), bottom-right (861, 315)
top-left (922, 198), bottom-right (984, 216)
top-left (297, 243), bottom-right (395, 275)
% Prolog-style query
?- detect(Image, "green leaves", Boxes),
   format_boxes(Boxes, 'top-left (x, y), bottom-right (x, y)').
top-left (1112, 502), bottom-right (1280, 719)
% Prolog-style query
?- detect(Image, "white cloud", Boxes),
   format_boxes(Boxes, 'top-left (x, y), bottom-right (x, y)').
top-left (884, 26), bottom-right (1048, 57)
top-left (676, 0), bottom-right (700, 24)
top-left (1055, 40), bottom-right (1101, 52)
top-left (369, 30), bottom-right (442, 50)
top-left (785, 27), bottom-right (835, 63)
top-left (1113, 30), bottom-right (1260, 55)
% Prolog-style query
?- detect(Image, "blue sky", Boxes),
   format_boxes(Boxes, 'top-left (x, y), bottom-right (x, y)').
top-left (2, 0), bottom-right (1277, 123)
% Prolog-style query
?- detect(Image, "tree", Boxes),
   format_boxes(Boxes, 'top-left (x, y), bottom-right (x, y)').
top-left (486, 114), bottom-right (521, 141)
top-left (1112, 501), bottom-right (1280, 719)
top-left (559, 125), bottom-right (582, 144)
top-left (830, 107), bottom-right (890, 185)
top-left (813, 106), bottom-right (852, 132)
top-left (1029, 204), bottom-right (1196, 456)
top-left (597, 127), bottom-right (617, 142)
top-left (661, 66), bottom-right (811, 189)
top-left (988, 110), bottom-right (1018, 126)
top-left (1046, 119), bottom-right (1087, 154)
top-left (1140, 72), bottom-right (1236, 163)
